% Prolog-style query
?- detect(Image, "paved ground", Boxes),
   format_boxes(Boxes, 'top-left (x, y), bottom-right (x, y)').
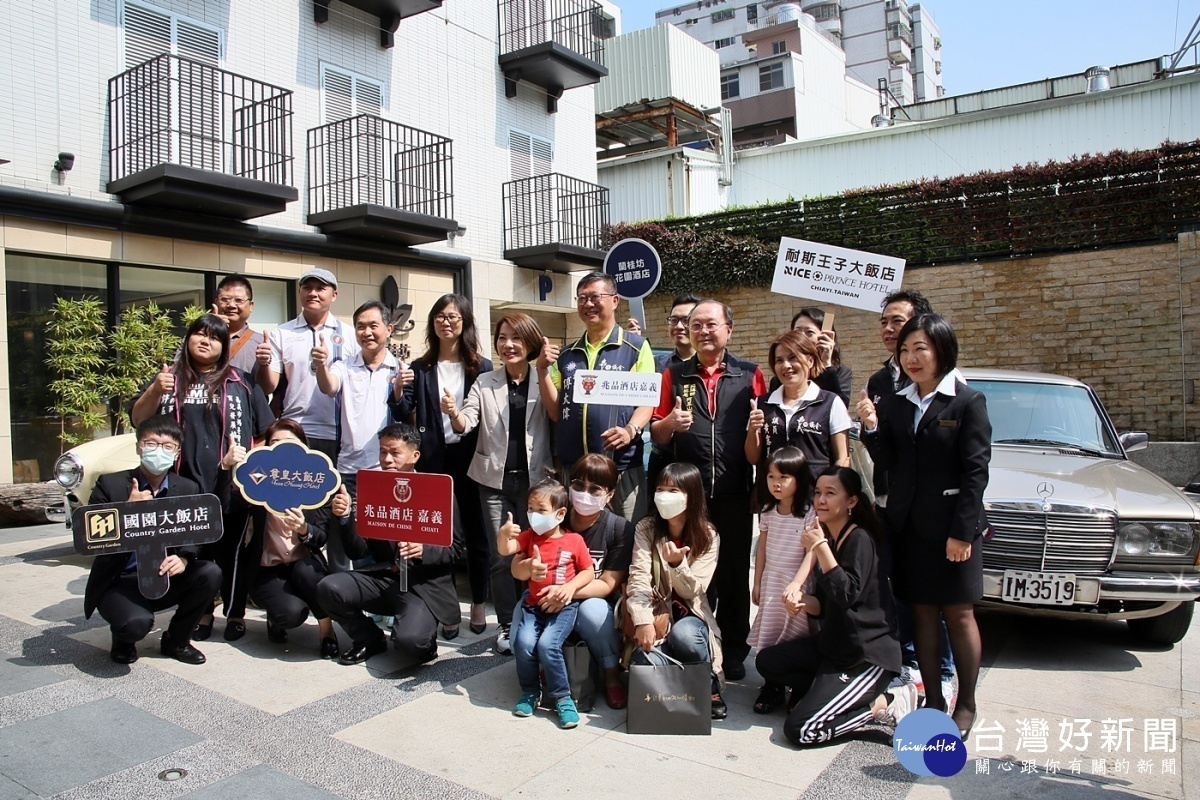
top-left (1, 522), bottom-right (1197, 799)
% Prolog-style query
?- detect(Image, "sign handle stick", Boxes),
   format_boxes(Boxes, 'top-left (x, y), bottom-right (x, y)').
top-left (629, 298), bottom-right (647, 335)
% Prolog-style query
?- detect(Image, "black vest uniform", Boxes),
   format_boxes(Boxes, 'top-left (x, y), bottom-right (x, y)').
top-left (760, 387), bottom-right (841, 481)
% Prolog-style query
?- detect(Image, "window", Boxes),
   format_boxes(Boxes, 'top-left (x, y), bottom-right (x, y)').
top-left (759, 62), bottom-right (784, 91)
top-left (123, 1), bottom-right (221, 67)
top-left (746, 3), bottom-right (758, 22)
top-left (772, 40), bottom-right (787, 54)
top-left (712, 9), bottom-right (734, 21)
top-left (714, 36), bottom-right (737, 48)
top-left (321, 65), bottom-right (384, 122)
top-left (720, 73), bottom-right (740, 100)
top-left (509, 129), bottom-right (553, 179)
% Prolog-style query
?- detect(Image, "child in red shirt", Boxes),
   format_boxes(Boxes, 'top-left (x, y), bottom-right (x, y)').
top-left (497, 478), bottom-right (593, 728)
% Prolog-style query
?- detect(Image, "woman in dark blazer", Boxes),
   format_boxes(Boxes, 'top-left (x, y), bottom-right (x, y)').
top-left (388, 294), bottom-right (492, 637)
top-left (858, 313), bottom-right (991, 739)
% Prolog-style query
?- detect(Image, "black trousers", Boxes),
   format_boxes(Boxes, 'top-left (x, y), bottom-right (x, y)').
top-left (757, 635), bottom-right (896, 747)
top-left (249, 558), bottom-right (329, 629)
top-left (97, 560), bottom-right (222, 646)
top-left (445, 441), bottom-right (489, 605)
top-left (705, 493), bottom-right (753, 665)
top-left (317, 571), bottom-right (437, 661)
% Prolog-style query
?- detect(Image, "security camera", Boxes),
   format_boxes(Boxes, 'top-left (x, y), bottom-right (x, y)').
top-left (54, 152), bottom-right (75, 172)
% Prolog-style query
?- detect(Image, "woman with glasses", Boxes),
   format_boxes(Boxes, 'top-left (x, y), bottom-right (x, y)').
top-left (441, 312), bottom-right (550, 654)
top-left (510, 453), bottom-right (635, 709)
top-left (130, 313), bottom-right (275, 642)
top-left (390, 294), bottom-right (492, 639)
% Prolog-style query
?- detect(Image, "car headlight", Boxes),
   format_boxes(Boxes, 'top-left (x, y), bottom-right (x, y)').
top-left (1117, 521), bottom-right (1196, 557)
top-left (53, 453), bottom-right (83, 490)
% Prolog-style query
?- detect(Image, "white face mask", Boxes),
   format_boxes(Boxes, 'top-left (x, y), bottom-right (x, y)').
top-left (569, 488), bottom-right (608, 517)
top-left (528, 510), bottom-right (564, 535)
top-left (654, 491), bottom-right (688, 520)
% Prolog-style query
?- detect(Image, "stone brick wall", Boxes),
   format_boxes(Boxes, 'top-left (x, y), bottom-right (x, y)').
top-left (634, 231), bottom-right (1199, 442)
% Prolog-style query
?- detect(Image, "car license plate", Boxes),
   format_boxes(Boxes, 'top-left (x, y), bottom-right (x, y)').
top-left (1000, 570), bottom-right (1077, 606)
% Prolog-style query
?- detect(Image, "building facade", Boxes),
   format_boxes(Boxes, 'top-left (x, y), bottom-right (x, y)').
top-left (0, 0), bottom-right (615, 484)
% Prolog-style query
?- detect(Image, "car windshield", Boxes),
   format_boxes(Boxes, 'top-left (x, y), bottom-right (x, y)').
top-left (971, 379), bottom-right (1123, 457)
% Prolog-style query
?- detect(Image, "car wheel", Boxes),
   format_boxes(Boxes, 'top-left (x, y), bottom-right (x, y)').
top-left (1127, 601), bottom-right (1195, 645)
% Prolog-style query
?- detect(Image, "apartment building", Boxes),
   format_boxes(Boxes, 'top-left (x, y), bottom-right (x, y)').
top-left (0, 0), bottom-right (614, 484)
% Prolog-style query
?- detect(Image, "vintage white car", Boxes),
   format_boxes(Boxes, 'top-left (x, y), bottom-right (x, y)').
top-left (47, 433), bottom-right (137, 524)
top-left (968, 369), bottom-right (1199, 645)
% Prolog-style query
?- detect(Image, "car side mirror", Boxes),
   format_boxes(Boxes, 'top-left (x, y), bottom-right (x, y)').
top-left (1119, 432), bottom-right (1149, 453)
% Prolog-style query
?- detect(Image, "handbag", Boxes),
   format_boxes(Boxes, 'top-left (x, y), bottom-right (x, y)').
top-left (620, 543), bottom-right (671, 641)
top-left (541, 638), bottom-right (597, 712)
top-left (627, 653), bottom-right (712, 736)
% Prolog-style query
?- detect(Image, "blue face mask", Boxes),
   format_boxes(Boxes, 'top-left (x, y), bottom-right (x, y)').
top-left (140, 446), bottom-right (176, 476)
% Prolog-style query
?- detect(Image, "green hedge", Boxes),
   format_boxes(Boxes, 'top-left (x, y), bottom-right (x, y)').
top-left (605, 140), bottom-right (1200, 294)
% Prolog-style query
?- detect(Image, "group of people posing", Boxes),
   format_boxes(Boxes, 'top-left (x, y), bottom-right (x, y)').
top-left (84, 265), bottom-right (991, 745)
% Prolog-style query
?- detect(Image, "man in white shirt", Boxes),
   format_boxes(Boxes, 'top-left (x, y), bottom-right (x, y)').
top-left (314, 300), bottom-right (399, 478)
top-left (255, 268), bottom-right (360, 461)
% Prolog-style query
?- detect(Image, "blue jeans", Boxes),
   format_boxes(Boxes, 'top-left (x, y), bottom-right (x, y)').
top-left (896, 597), bottom-right (956, 679)
top-left (573, 596), bottom-right (620, 670)
top-left (513, 593), bottom-right (580, 700)
top-left (631, 615), bottom-right (710, 667)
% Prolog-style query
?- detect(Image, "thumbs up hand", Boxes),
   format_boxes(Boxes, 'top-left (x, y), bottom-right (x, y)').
top-left (500, 511), bottom-right (521, 543)
top-left (311, 333), bottom-right (329, 367)
top-left (855, 389), bottom-right (878, 431)
top-left (440, 386), bottom-right (458, 417)
top-left (392, 361), bottom-right (414, 398)
top-left (666, 396), bottom-right (692, 434)
top-left (748, 397), bottom-right (765, 431)
top-left (536, 337), bottom-right (560, 371)
top-left (155, 362), bottom-right (175, 396)
top-left (528, 546), bottom-right (548, 582)
top-left (209, 302), bottom-right (231, 326)
top-left (128, 478), bottom-right (153, 503)
top-left (331, 484), bottom-right (352, 518)
top-left (220, 433), bottom-right (248, 470)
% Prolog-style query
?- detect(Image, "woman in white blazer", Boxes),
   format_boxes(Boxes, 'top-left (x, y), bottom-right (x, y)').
top-left (442, 312), bottom-right (553, 651)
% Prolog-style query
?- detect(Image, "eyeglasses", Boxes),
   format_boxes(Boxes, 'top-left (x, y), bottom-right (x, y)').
top-left (140, 441), bottom-right (180, 453)
top-left (570, 480), bottom-right (609, 498)
top-left (689, 321), bottom-right (728, 333)
top-left (667, 315), bottom-right (690, 327)
top-left (434, 314), bottom-right (463, 324)
top-left (216, 296), bottom-right (249, 307)
top-left (575, 293), bottom-right (616, 306)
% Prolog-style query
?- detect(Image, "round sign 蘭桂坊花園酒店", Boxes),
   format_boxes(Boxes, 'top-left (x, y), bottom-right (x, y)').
top-left (604, 239), bottom-right (662, 300)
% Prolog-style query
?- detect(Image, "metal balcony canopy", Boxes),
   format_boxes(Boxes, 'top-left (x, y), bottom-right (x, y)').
top-left (498, 0), bottom-right (608, 112)
top-left (107, 54), bottom-right (297, 220)
top-left (502, 173), bottom-right (609, 273)
top-left (307, 114), bottom-right (457, 246)
top-left (313, 0), bottom-right (443, 48)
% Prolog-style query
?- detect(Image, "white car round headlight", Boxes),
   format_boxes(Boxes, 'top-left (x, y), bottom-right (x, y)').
top-left (53, 453), bottom-right (84, 490)
top-left (1118, 523), bottom-right (1151, 556)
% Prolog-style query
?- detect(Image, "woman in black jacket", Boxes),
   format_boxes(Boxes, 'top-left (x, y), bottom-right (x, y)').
top-left (858, 314), bottom-right (991, 739)
top-left (756, 467), bottom-right (911, 746)
top-left (389, 294), bottom-right (492, 637)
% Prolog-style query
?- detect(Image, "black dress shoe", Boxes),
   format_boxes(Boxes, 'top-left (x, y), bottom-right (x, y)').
top-left (469, 622), bottom-right (487, 635)
top-left (160, 634), bottom-right (206, 665)
top-left (192, 617), bottom-right (213, 641)
top-left (110, 640), bottom-right (138, 665)
top-left (223, 619), bottom-right (246, 642)
top-left (320, 637), bottom-right (340, 660)
top-left (338, 638), bottom-right (386, 665)
top-left (711, 674), bottom-right (728, 720)
top-left (724, 659), bottom-right (746, 681)
top-left (267, 620), bottom-right (288, 644)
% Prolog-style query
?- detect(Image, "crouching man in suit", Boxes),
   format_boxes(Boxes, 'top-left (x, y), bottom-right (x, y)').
top-left (84, 417), bottom-right (222, 665)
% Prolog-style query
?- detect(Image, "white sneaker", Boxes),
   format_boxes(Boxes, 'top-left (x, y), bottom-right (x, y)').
top-left (891, 665), bottom-right (923, 693)
top-left (879, 681), bottom-right (918, 727)
top-left (942, 677), bottom-right (958, 712)
top-left (495, 623), bottom-right (512, 655)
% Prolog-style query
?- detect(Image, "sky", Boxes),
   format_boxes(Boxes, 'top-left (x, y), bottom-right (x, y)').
top-left (611, 0), bottom-right (1200, 96)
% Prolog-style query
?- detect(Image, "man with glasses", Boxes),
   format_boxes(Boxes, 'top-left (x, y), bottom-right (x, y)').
top-left (211, 276), bottom-right (263, 376)
top-left (647, 293), bottom-right (700, 488)
top-left (650, 299), bottom-right (768, 680)
top-left (537, 272), bottom-right (655, 522)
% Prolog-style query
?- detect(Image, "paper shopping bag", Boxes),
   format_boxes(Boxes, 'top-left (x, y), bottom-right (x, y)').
top-left (627, 659), bottom-right (712, 735)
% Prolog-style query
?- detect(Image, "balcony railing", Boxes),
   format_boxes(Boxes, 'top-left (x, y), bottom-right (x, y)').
top-left (110, 54), bottom-right (292, 187)
top-left (309, 115), bottom-right (452, 217)
top-left (499, 0), bottom-right (604, 61)
top-left (503, 173), bottom-right (609, 271)
top-left (497, 0), bottom-right (608, 111)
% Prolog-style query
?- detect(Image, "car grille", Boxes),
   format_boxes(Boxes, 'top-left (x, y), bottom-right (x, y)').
top-left (983, 501), bottom-right (1116, 573)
